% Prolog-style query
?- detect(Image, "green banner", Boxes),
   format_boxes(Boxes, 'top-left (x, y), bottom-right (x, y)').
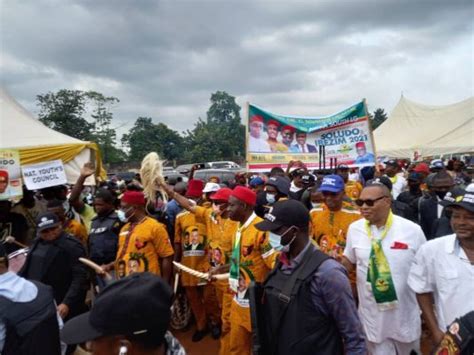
top-left (249, 101), bottom-right (366, 133)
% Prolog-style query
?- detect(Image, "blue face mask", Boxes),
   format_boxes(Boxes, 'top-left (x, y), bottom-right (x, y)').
top-left (266, 193), bottom-right (277, 204)
top-left (269, 227), bottom-right (296, 253)
top-left (118, 207), bottom-right (134, 223)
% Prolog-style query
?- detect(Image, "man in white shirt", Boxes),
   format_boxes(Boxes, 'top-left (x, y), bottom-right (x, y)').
top-left (408, 190), bottom-right (474, 346)
top-left (342, 182), bottom-right (426, 354)
top-left (384, 159), bottom-right (407, 199)
top-left (0, 243), bottom-right (62, 354)
top-left (248, 115), bottom-right (271, 153)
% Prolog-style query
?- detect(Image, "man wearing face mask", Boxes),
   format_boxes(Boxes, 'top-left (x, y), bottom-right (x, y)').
top-left (252, 200), bottom-right (366, 355)
top-left (419, 171), bottom-right (455, 240)
top-left (161, 180), bottom-right (227, 342)
top-left (101, 191), bottom-right (174, 284)
top-left (255, 176), bottom-right (290, 218)
top-left (209, 186), bottom-right (276, 355)
top-left (396, 172), bottom-right (424, 216)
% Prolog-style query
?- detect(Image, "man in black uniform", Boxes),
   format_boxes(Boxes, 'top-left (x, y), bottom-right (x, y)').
top-left (88, 189), bottom-right (121, 287)
top-left (251, 200), bottom-right (366, 355)
top-left (19, 212), bottom-right (88, 322)
top-left (0, 243), bottom-right (61, 355)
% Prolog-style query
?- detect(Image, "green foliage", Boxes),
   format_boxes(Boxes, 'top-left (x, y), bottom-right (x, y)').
top-left (371, 108), bottom-right (388, 130)
top-left (37, 90), bottom-right (94, 141)
top-left (121, 117), bottom-right (183, 162)
top-left (184, 91), bottom-right (245, 162)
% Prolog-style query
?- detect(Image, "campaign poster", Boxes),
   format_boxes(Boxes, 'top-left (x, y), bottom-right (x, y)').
top-left (0, 149), bottom-right (23, 201)
top-left (246, 101), bottom-right (376, 172)
top-left (22, 159), bottom-right (68, 190)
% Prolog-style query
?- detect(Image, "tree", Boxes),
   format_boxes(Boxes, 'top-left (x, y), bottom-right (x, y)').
top-left (37, 89), bottom-right (125, 164)
top-left (371, 108), bottom-right (388, 130)
top-left (184, 91), bottom-right (245, 162)
top-left (121, 117), bottom-right (183, 162)
top-left (37, 90), bottom-right (94, 140)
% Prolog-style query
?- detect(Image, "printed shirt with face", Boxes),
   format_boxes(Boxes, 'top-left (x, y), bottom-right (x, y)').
top-left (344, 180), bottom-right (363, 200)
top-left (175, 211), bottom-right (209, 286)
top-left (310, 201), bottom-right (361, 259)
top-left (195, 206), bottom-right (239, 268)
top-left (116, 217), bottom-right (174, 278)
top-left (232, 216), bottom-right (276, 303)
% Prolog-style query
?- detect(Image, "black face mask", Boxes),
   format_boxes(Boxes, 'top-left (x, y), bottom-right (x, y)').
top-left (435, 191), bottom-right (448, 200)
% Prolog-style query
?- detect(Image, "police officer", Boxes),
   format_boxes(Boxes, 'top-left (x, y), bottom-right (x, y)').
top-left (0, 243), bottom-right (61, 355)
top-left (88, 189), bottom-right (122, 282)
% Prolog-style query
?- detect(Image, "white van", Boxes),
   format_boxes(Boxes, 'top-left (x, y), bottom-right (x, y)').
top-left (207, 161), bottom-right (240, 169)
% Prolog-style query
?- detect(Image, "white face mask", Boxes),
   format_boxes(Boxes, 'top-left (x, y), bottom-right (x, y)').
top-left (266, 193), bottom-right (277, 204)
top-left (269, 226), bottom-right (296, 253)
top-left (118, 207), bottom-right (134, 223)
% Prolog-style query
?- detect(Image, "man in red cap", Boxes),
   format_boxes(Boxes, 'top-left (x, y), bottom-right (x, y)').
top-left (266, 120), bottom-right (288, 153)
top-left (354, 142), bottom-right (375, 164)
top-left (248, 115), bottom-right (271, 153)
top-left (163, 179), bottom-right (222, 342)
top-left (281, 125), bottom-right (296, 148)
top-left (413, 162), bottom-right (430, 191)
top-left (162, 183), bottom-right (239, 344)
top-left (210, 186), bottom-right (276, 355)
top-left (0, 170), bottom-right (9, 194)
top-left (101, 190), bottom-right (174, 284)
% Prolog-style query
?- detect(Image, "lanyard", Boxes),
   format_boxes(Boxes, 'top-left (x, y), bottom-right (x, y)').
top-left (364, 212), bottom-right (393, 241)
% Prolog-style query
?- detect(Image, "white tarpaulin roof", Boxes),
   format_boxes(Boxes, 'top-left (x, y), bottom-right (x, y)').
top-left (0, 87), bottom-right (97, 184)
top-left (374, 96), bottom-right (474, 158)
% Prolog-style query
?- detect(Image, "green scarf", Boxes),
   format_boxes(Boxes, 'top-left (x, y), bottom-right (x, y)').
top-left (365, 211), bottom-right (398, 310)
top-left (229, 213), bottom-right (257, 293)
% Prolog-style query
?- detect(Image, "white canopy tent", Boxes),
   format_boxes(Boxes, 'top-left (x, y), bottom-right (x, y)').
top-left (374, 96), bottom-right (474, 158)
top-left (0, 87), bottom-right (103, 184)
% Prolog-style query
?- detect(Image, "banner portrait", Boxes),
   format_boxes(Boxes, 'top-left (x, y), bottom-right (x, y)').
top-left (246, 101), bottom-right (376, 171)
top-left (0, 149), bottom-right (23, 201)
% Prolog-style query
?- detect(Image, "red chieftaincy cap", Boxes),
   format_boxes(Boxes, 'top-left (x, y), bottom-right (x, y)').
top-left (0, 170), bottom-right (8, 180)
top-left (414, 163), bottom-right (430, 174)
top-left (281, 125), bottom-right (295, 133)
top-left (267, 120), bottom-right (280, 128)
top-left (355, 142), bottom-right (366, 149)
top-left (186, 179), bottom-right (204, 198)
top-left (231, 186), bottom-right (257, 206)
top-left (210, 188), bottom-right (232, 202)
top-left (250, 115), bottom-right (264, 124)
top-left (122, 191), bottom-right (146, 206)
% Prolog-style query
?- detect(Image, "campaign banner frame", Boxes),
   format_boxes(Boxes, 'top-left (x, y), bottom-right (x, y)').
top-left (22, 159), bottom-right (68, 190)
top-left (0, 149), bottom-right (23, 200)
top-left (246, 100), bottom-right (377, 172)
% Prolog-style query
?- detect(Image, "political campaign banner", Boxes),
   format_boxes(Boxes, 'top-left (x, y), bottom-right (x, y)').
top-left (22, 159), bottom-right (68, 190)
top-left (0, 149), bottom-right (23, 201)
top-left (246, 101), bottom-right (376, 172)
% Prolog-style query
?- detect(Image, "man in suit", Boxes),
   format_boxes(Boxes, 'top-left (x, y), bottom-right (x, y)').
top-left (418, 171), bottom-right (455, 240)
top-left (291, 131), bottom-right (317, 153)
top-left (19, 212), bottom-right (88, 322)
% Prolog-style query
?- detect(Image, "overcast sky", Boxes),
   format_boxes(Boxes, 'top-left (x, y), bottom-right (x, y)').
top-left (1, 0), bottom-right (472, 140)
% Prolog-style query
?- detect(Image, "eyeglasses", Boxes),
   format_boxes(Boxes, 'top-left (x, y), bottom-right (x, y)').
top-left (355, 196), bottom-right (386, 207)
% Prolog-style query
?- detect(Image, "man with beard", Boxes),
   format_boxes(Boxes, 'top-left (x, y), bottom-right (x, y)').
top-left (280, 125), bottom-right (296, 150)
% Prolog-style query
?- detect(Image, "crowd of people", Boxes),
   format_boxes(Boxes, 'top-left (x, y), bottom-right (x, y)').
top-left (0, 155), bottom-right (473, 355)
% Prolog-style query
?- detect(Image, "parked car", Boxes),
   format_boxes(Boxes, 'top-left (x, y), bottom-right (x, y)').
top-left (193, 168), bottom-right (245, 185)
top-left (207, 161), bottom-right (241, 169)
top-left (163, 171), bottom-right (189, 185)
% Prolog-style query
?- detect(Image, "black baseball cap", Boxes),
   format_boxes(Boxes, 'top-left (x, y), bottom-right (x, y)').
top-left (367, 177), bottom-right (393, 192)
top-left (255, 200), bottom-right (309, 231)
top-left (384, 159), bottom-right (399, 167)
top-left (407, 172), bottom-right (423, 183)
top-left (36, 212), bottom-right (61, 232)
top-left (61, 273), bottom-right (173, 345)
top-left (444, 191), bottom-right (474, 213)
top-left (265, 176), bottom-right (290, 196)
top-left (439, 188), bottom-right (465, 207)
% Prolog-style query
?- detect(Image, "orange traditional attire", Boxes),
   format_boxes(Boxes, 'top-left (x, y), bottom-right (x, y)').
top-left (64, 219), bottom-right (88, 245)
top-left (115, 217), bottom-right (174, 278)
top-left (175, 209), bottom-right (220, 331)
top-left (344, 180), bottom-right (363, 200)
top-left (227, 213), bottom-right (276, 355)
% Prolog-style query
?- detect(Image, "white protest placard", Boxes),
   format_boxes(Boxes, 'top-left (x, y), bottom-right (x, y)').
top-left (22, 160), bottom-right (68, 190)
